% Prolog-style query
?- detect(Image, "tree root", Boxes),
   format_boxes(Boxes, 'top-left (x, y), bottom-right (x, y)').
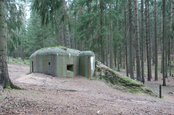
top-left (3, 80), bottom-right (22, 90)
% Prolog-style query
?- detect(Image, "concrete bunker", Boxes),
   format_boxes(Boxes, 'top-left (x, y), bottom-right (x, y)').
top-left (30, 47), bottom-right (95, 78)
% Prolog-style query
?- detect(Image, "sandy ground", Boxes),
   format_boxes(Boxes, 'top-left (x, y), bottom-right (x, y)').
top-left (0, 64), bottom-right (174, 115)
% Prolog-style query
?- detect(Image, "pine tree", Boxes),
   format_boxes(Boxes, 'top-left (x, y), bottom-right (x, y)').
top-left (140, 0), bottom-right (145, 83)
top-left (134, 0), bottom-right (141, 81)
top-left (162, 0), bottom-right (166, 86)
top-left (128, 0), bottom-right (134, 79)
top-left (145, 0), bottom-right (152, 81)
top-left (154, 0), bottom-right (158, 81)
top-left (0, 0), bottom-right (15, 89)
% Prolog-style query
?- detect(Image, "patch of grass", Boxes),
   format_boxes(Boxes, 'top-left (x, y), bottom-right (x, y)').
top-left (5, 84), bottom-right (12, 90)
top-left (8, 57), bottom-right (30, 65)
top-left (128, 86), bottom-right (142, 93)
top-left (118, 77), bottom-right (143, 87)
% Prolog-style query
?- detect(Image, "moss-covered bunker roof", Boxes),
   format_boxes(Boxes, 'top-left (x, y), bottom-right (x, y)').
top-left (79, 51), bottom-right (95, 56)
top-left (30, 47), bottom-right (95, 58)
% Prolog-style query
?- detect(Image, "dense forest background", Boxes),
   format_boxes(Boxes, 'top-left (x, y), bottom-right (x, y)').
top-left (5, 0), bottom-right (174, 85)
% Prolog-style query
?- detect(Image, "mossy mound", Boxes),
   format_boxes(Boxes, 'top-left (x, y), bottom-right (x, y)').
top-left (94, 61), bottom-right (156, 96)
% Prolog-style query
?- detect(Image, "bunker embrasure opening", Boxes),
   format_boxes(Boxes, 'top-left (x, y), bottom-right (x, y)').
top-left (67, 64), bottom-right (74, 72)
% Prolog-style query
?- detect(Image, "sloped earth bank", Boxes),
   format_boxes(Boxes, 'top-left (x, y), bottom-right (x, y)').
top-left (0, 64), bottom-right (174, 115)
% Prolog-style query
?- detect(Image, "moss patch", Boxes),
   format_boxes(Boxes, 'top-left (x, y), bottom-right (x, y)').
top-left (30, 46), bottom-right (81, 58)
top-left (95, 61), bottom-right (157, 96)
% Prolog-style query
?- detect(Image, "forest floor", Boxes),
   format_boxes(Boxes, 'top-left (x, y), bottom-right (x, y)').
top-left (119, 69), bottom-right (174, 102)
top-left (0, 64), bottom-right (174, 115)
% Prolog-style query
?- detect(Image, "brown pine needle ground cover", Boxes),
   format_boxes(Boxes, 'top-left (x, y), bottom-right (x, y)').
top-left (0, 64), bottom-right (174, 115)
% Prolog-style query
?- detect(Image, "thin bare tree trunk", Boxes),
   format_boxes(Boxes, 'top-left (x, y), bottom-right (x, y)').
top-left (125, 6), bottom-right (129, 76)
top-left (168, 0), bottom-right (173, 76)
top-left (154, 0), bottom-right (158, 81)
top-left (128, 0), bottom-right (134, 79)
top-left (145, 0), bottom-right (152, 81)
top-left (109, 19), bottom-right (114, 68)
top-left (99, 0), bottom-right (105, 64)
top-left (162, 0), bottom-right (166, 86)
top-left (134, 0), bottom-right (141, 81)
top-left (140, 0), bottom-right (145, 83)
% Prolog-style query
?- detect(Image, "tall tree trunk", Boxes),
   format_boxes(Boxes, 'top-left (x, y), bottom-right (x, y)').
top-left (124, 6), bottom-right (129, 76)
top-left (74, 15), bottom-right (77, 49)
top-left (117, 46), bottom-right (121, 71)
top-left (154, 0), bottom-right (158, 81)
top-left (168, 0), bottom-right (173, 76)
top-left (108, 3), bottom-right (114, 68)
top-left (109, 19), bottom-right (114, 68)
top-left (145, 0), bottom-right (152, 81)
top-left (134, 0), bottom-right (141, 81)
top-left (128, 0), bottom-right (134, 79)
top-left (61, 0), bottom-right (71, 48)
top-left (0, 0), bottom-right (15, 89)
top-left (140, 0), bottom-right (145, 83)
top-left (114, 47), bottom-right (117, 68)
top-left (99, 0), bottom-right (105, 63)
top-left (171, 1), bottom-right (174, 74)
top-left (162, 0), bottom-right (167, 86)
top-left (62, 21), bottom-right (66, 46)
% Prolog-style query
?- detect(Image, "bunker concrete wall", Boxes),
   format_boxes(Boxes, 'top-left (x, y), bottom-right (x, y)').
top-left (55, 55), bottom-right (79, 77)
top-left (31, 55), bottom-right (57, 76)
top-left (30, 47), bottom-right (95, 78)
top-left (79, 54), bottom-right (95, 79)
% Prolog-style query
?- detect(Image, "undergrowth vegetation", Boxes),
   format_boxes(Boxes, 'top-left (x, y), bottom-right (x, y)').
top-left (95, 61), bottom-right (157, 96)
top-left (8, 57), bottom-right (29, 65)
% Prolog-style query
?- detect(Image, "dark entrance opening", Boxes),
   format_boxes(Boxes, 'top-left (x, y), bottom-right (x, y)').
top-left (67, 64), bottom-right (74, 72)
top-left (32, 61), bottom-right (34, 72)
top-left (48, 62), bottom-right (51, 75)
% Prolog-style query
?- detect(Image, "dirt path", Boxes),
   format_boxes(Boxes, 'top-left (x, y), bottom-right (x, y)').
top-left (0, 64), bottom-right (174, 115)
